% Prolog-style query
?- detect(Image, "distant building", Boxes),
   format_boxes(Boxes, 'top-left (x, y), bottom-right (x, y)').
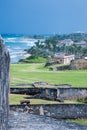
top-left (54, 54), bottom-right (75, 64)
top-left (74, 41), bottom-right (87, 47)
top-left (58, 39), bottom-right (74, 46)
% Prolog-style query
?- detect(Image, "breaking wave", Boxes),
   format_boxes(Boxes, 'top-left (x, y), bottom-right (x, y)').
top-left (3, 36), bottom-right (38, 63)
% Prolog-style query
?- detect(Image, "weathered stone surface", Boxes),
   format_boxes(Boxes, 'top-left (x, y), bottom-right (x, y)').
top-left (10, 88), bottom-right (87, 101)
top-left (48, 59), bottom-right (87, 70)
top-left (8, 111), bottom-right (87, 130)
top-left (32, 82), bottom-right (72, 88)
top-left (10, 104), bottom-right (87, 119)
top-left (70, 59), bottom-right (87, 70)
top-left (0, 38), bottom-right (10, 130)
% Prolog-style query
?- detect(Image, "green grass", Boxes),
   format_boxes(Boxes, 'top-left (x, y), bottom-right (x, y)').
top-left (10, 94), bottom-right (59, 105)
top-left (46, 63), bottom-right (69, 69)
top-left (10, 63), bottom-right (87, 88)
top-left (19, 56), bottom-right (47, 63)
top-left (70, 119), bottom-right (87, 126)
top-left (10, 94), bottom-right (80, 105)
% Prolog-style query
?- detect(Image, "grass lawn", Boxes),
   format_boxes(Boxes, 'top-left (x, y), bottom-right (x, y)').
top-left (10, 63), bottom-right (87, 125)
top-left (10, 63), bottom-right (87, 104)
top-left (10, 94), bottom-right (59, 105)
top-left (19, 56), bottom-right (47, 63)
top-left (10, 94), bottom-right (81, 105)
top-left (70, 119), bottom-right (87, 126)
top-left (10, 63), bottom-right (87, 88)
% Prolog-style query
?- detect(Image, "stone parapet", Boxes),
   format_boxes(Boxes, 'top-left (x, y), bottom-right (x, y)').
top-left (0, 37), bottom-right (10, 130)
top-left (10, 104), bottom-right (87, 119)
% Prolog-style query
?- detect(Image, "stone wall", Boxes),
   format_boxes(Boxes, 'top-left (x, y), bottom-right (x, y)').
top-left (0, 38), bottom-right (10, 130)
top-left (48, 59), bottom-right (87, 70)
top-left (10, 88), bottom-right (87, 101)
top-left (10, 104), bottom-right (87, 119)
top-left (56, 88), bottom-right (87, 101)
top-left (70, 59), bottom-right (87, 70)
top-left (38, 88), bottom-right (87, 101)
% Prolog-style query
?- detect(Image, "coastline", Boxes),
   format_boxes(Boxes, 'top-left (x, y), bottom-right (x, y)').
top-left (23, 52), bottom-right (31, 58)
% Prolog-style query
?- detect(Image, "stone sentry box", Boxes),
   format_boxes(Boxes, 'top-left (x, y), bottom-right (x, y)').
top-left (0, 37), bottom-right (10, 130)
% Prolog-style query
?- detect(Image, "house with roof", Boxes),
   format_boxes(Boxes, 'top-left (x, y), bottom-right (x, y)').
top-left (74, 41), bottom-right (87, 47)
top-left (58, 39), bottom-right (74, 46)
top-left (54, 54), bottom-right (75, 64)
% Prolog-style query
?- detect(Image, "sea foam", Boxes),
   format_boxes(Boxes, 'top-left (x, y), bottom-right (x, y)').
top-left (3, 36), bottom-right (37, 63)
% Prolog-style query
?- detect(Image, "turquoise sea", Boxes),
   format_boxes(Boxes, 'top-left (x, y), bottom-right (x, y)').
top-left (2, 34), bottom-right (40, 63)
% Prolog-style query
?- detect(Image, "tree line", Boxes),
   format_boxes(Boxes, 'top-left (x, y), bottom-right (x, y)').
top-left (27, 38), bottom-right (87, 58)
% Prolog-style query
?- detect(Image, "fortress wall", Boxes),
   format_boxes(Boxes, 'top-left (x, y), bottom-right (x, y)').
top-left (0, 38), bottom-right (10, 130)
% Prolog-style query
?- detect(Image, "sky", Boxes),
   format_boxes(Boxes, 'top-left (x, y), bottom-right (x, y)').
top-left (0, 0), bottom-right (87, 34)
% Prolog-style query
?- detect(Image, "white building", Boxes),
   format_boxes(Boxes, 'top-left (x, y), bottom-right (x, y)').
top-left (59, 39), bottom-right (74, 46)
top-left (54, 54), bottom-right (75, 64)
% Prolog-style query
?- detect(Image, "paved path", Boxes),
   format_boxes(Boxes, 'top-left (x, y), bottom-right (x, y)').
top-left (8, 111), bottom-right (87, 130)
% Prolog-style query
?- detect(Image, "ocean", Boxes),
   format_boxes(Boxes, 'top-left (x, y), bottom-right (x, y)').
top-left (2, 34), bottom-right (41, 63)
